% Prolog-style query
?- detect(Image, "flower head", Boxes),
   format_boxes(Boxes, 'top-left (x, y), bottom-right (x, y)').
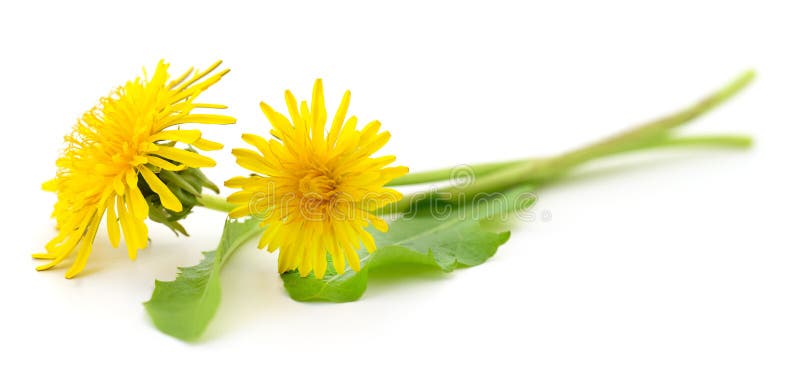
top-left (36, 60), bottom-right (235, 278)
top-left (226, 79), bottom-right (408, 278)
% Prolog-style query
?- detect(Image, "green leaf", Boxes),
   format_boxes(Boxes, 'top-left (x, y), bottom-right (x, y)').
top-left (144, 216), bottom-right (264, 341)
top-left (281, 186), bottom-right (536, 302)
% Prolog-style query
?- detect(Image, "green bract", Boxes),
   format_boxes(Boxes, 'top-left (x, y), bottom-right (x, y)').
top-left (140, 148), bottom-right (221, 236)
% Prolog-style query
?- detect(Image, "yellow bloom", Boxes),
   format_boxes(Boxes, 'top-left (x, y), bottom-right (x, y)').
top-left (36, 60), bottom-right (235, 278)
top-left (226, 79), bottom-right (408, 278)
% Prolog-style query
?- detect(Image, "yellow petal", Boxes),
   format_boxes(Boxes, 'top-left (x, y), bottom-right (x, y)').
top-left (106, 196), bottom-right (120, 248)
top-left (298, 249), bottom-right (313, 277)
top-left (42, 178), bottom-right (57, 192)
top-left (139, 166), bottom-right (183, 212)
top-left (258, 225), bottom-right (277, 249)
top-left (313, 252), bottom-right (327, 279)
top-left (300, 101), bottom-right (311, 136)
top-left (224, 176), bottom-right (251, 188)
top-left (113, 177), bottom-right (125, 196)
top-left (65, 213), bottom-right (103, 278)
top-left (241, 133), bottom-right (272, 157)
top-left (228, 204), bottom-right (253, 219)
top-left (343, 245), bottom-right (361, 272)
top-left (278, 242), bottom-right (298, 273)
top-left (368, 214), bottom-right (389, 232)
top-left (165, 114), bottom-right (236, 127)
top-left (116, 195), bottom-right (137, 260)
top-left (356, 226), bottom-right (377, 253)
top-left (192, 138), bottom-right (224, 151)
top-left (146, 156), bottom-right (187, 171)
top-left (172, 60), bottom-right (222, 92)
top-left (328, 90), bottom-right (351, 148)
top-left (231, 148), bottom-right (274, 174)
top-left (127, 183), bottom-right (149, 220)
top-left (310, 79), bottom-right (326, 147)
top-left (284, 90), bottom-right (303, 130)
top-left (331, 251), bottom-right (345, 275)
top-left (149, 129), bottom-right (202, 144)
top-left (259, 102), bottom-right (295, 140)
top-left (118, 194), bottom-right (149, 260)
top-left (360, 131), bottom-right (391, 156)
top-left (168, 66), bottom-right (194, 90)
top-left (36, 212), bottom-right (96, 271)
top-left (155, 145), bottom-right (216, 168)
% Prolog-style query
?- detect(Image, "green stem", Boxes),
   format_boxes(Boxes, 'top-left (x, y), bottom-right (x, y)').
top-left (553, 69), bottom-right (755, 165)
top-left (387, 159), bottom-right (530, 186)
top-left (633, 134), bottom-right (753, 150)
top-left (389, 70), bottom-right (755, 189)
top-left (387, 133), bottom-right (752, 189)
top-left (377, 70), bottom-right (755, 214)
top-left (198, 194), bottom-right (237, 213)
top-left (446, 132), bottom-right (752, 203)
top-left (378, 133), bottom-right (752, 215)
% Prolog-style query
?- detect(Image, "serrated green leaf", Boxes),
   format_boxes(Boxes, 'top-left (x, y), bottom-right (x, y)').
top-left (144, 216), bottom-right (264, 341)
top-left (281, 186), bottom-right (536, 302)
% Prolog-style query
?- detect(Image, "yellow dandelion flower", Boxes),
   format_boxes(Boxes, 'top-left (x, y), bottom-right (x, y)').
top-left (226, 79), bottom-right (408, 278)
top-left (36, 60), bottom-right (235, 278)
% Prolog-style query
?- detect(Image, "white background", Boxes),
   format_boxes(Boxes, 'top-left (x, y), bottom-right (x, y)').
top-left (1, 1), bottom-right (798, 383)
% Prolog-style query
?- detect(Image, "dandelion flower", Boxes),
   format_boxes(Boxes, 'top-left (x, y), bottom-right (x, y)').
top-left (36, 60), bottom-right (235, 278)
top-left (226, 79), bottom-right (408, 278)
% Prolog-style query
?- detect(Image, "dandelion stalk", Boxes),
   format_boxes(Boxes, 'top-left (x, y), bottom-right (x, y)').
top-left (379, 70), bottom-right (755, 213)
top-left (198, 194), bottom-right (238, 213)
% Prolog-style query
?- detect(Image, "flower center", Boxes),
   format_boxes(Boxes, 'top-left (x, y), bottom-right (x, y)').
top-left (298, 171), bottom-right (337, 201)
top-left (113, 141), bottom-right (140, 165)
top-left (91, 137), bottom-right (148, 178)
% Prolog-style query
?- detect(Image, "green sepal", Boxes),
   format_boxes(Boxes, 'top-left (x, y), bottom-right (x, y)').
top-left (138, 147), bottom-right (221, 236)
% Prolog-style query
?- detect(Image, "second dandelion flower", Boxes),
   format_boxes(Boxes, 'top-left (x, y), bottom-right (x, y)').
top-left (226, 79), bottom-right (409, 279)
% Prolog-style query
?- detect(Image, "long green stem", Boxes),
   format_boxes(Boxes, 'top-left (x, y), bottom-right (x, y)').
top-left (395, 71), bottom-right (754, 187)
top-left (633, 134), bottom-right (752, 150)
top-left (387, 133), bottom-right (752, 189)
top-left (377, 71), bottom-right (755, 214)
top-left (377, 133), bottom-right (752, 215)
top-left (198, 194), bottom-right (237, 213)
top-left (554, 70), bottom-right (755, 164)
top-left (386, 159), bottom-right (530, 186)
